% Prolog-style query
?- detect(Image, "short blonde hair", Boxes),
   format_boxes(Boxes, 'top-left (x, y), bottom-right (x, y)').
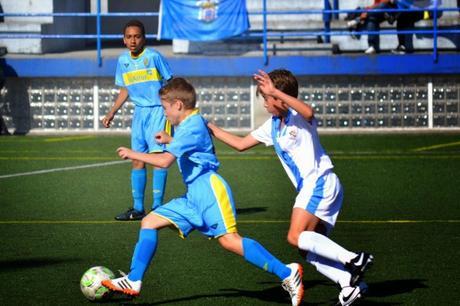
top-left (159, 77), bottom-right (196, 109)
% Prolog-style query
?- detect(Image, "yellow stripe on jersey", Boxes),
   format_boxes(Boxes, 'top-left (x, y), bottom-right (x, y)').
top-left (164, 119), bottom-right (172, 136)
top-left (122, 68), bottom-right (162, 86)
top-left (210, 174), bottom-right (237, 233)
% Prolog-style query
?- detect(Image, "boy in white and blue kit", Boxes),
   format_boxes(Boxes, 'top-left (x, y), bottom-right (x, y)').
top-left (102, 20), bottom-right (172, 221)
top-left (102, 77), bottom-right (305, 306)
top-left (208, 69), bottom-right (375, 306)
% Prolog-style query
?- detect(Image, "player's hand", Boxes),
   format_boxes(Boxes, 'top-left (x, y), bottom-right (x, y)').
top-left (155, 131), bottom-right (172, 144)
top-left (253, 69), bottom-right (275, 96)
top-left (117, 147), bottom-right (132, 159)
top-left (102, 113), bottom-right (114, 128)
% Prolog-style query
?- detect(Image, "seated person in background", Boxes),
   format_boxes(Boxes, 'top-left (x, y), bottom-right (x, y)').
top-left (346, 0), bottom-right (397, 54)
top-left (393, 0), bottom-right (442, 54)
top-left (346, 0), bottom-right (397, 35)
top-left (351, 0), bottom-right (441, 54)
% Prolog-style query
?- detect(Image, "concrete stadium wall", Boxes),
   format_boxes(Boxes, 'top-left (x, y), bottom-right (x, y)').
top-left (1, 75), bottom-right (459, 135)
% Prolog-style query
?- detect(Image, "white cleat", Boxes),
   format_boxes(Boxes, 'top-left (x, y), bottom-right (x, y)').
top-left (101, 274), bottom-right (142, 297)
top-left (281, 263), bottom-right (304, 306)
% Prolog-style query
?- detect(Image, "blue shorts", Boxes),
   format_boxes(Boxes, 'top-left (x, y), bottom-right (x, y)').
top-left (152, 171), bottom-right (238, 238)
top-left (131, 106), bottom-right (171, 153)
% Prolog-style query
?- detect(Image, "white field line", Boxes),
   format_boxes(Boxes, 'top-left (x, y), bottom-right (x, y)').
top-left (412, 140), bottom-right (460, 152)
top-left (0, 160), bottom-right (129, 179)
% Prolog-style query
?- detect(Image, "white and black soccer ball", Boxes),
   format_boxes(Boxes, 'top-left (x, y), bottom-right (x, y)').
top-left (80, 266), bottom-right (115, 301)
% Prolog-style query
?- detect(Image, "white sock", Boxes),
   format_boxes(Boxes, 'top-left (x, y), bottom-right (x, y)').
top-left (298, 231), bottom-right (356, 264)
top-left (307, 252), bottom-right (351, 288)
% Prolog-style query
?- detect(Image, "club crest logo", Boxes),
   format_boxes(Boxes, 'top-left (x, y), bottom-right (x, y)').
top-left (197, 0), bottom-right (219, 23)
top-left (124, 63), bottom-right (129, 68)
top-left (143, 58), bottom-right (149, 67)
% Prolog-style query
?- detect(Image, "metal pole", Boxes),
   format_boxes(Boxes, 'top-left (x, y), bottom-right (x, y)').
top-left (432, 0), bottom-right (438, 63)
top-left (323, 0), bottom-right (331, 43)
top-left (427, 81), bottom-right (433, 129)
top-left (93, 80), bottom-right (100, 131)
top-left (333, 0), bottom-right (339, 20)
top-left (263, 0), bottom-right (268, 65)
top-left (97, 0), bottom-right (102, 67)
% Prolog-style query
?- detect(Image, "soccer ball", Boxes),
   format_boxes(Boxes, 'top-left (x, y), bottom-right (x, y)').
top-left (80, 266), bottom-right (115, 301)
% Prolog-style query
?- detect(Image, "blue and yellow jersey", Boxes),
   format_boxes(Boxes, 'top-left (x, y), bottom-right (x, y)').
top-left (115, 48), bottom-right (172, 107)
top-left (165, 110), bottom-right (219, 184)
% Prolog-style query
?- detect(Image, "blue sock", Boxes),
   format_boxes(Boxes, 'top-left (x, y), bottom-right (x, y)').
top-left (152, 168), bottom-right (167, 210)
top-left (131, 168), bottom-right (147, 213)
top-left (242, 237), bottom-right (291, 280)
top-left (129, 229), bottom-right (158, 281)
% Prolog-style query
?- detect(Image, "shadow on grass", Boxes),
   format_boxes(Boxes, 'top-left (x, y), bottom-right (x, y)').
top-left (102, 279), bottom-right (429, 305)
top-left (0, 257), bottom-right (81, 272)
top-left (322, 279), bottom-right (428, 305)
top-left (121, 280), bottom-right (329, 306)
top-left (367, 279), bottom-right (428, 298)
top-left (236, 207), bottom-right (267, 215)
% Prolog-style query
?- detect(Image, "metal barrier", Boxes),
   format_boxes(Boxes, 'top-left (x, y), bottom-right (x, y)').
top-left (0, 1), bottom-right (459, 65)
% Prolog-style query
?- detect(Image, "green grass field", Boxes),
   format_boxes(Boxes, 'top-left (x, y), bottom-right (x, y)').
top-left (1, 133), bottom-right (459, 305)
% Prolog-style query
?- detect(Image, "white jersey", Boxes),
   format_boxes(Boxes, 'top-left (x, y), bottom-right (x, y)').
top-left (251, 109), bottom-right (334, 191)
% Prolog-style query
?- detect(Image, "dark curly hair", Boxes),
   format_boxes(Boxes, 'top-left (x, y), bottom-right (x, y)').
top-left (123, 20), bottom-right (145, 38)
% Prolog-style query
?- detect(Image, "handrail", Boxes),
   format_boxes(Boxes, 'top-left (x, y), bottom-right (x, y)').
top-left (95, 0), bottom-right (101, 66)
top-left (433, 0), bottom-right (439, 63)
top-left (262, 0), bottom-right (268, 65)
top-left (0, 2), bottom-right (458, 66)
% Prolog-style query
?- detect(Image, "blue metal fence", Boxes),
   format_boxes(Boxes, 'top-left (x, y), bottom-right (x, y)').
top-left (0, 0), bottom-right (459, 66)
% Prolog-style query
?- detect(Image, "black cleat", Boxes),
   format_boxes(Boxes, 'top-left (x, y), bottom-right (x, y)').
top-left (115, 208), bottom-right (145, 221)
top-left (345, 252), bottom-right (374, 287)
top-left (336, 282), bottom-right (368, 306)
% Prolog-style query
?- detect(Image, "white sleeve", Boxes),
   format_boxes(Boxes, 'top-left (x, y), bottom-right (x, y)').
top-left (250, 117), bottom-right (273, 146)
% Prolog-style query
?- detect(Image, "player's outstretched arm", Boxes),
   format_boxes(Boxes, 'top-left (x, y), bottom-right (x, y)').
top-left (117, 147), bottom-right (176, 168)
top-left (254, 70), bottom-right (314, 121)
top-left (102, 88), bottom-right (129, 128)
top-left (207, 122), bottom-right (259, 152)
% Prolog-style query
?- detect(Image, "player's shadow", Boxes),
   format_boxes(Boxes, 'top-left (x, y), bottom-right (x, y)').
top-left (367, 279), bottom-right (428, 298)
top-left (236, 207), bottom-right (267, 215)
top-left (129, 280), bottom-right (329, 306)
top-left (323, 279), bottom-right (428, 305)
top-left (0, 257), bottom-right (81, 272)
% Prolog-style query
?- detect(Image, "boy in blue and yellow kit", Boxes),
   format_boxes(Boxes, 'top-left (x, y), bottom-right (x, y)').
top-left (102, 20), bottom-right (172, 221)
top-left (102, 78), bottom-right (305, 306)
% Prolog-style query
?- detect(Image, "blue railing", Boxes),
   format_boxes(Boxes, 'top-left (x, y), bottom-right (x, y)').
top-left (0, 1), bottom-right (459, 66)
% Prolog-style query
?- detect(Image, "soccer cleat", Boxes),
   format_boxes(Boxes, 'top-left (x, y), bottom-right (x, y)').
top-left (101, 274), bottom-right (141, 297)
top-left (336, 282), bottom-right (368, 306)
top-left (115, 208), bottom-right (145, 221)
top-left (345, 252), bottom-right (374, 287)
top-left (281, 263), bottom-right (304, 306)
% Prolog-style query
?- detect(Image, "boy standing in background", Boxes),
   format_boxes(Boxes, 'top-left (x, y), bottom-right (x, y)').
top-left (102, 20), bottom-right (173, 221)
